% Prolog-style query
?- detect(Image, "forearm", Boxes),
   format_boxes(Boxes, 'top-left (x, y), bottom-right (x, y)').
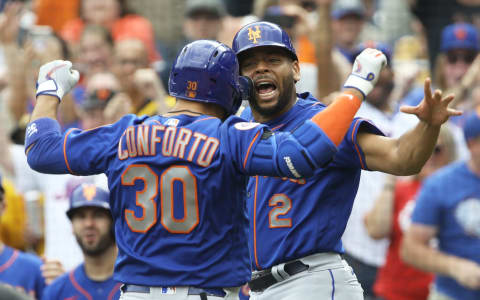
top-left (311, 88), bottom-right (364, 146)
top-left (4, 44), bottom-right (29, 121)
top-left (401, 237), bottom-right (459, 278)
top-left (393, 121), bottom-right (440, 175)
top-left (315, 2), bottom-right (340, 99)
top-left (30, 95), bottom-right (60, 122)
top-left (364, 182), bottom-right (395, 239)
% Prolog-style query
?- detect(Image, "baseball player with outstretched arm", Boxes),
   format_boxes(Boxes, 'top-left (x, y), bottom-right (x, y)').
top-left (25, 39), bottom-right (385, 300)
top-left (42, 184), bottom-right (121, 300)
top-left (231, 21), bottom-right (461, 300)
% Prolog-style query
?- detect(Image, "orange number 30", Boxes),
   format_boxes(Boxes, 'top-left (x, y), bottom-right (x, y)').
top-left (122, 164), bottom-right (199, 234)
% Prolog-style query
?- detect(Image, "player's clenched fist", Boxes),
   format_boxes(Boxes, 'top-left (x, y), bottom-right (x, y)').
top-left (343, 48), bottom-right (387, 98)
top-left (36, 60), bottom-right (80, 101)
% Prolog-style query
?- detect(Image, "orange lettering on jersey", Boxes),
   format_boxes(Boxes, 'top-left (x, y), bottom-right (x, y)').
top-left (137, 125), bottom-right (150, 156)
top-left (197, 137), bottom-right (219, 167)
top-left (187, 132), bottom-right (207, 162)
top-left (125, 126), bottom-right (137, 157)
top-left (173, 128), bottom-right (193, 159)
top-left (118, 131), bottom-right (128, 160)
top-left (150, 124), bottom-right (165, 156)
top-left (162, 126), bottom-right (177, 156)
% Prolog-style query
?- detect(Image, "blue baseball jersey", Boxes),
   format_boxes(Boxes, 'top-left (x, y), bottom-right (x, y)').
top-left (241, 93), bottom-right (384, 270)
top-left (41, 264), bottom-right (121, 300)
top-left (412, 161), bottom-right (480, 300)
top-left (26, 111), bottom-right (335, 288)
top-left (0, 245), bottom-right (45, 299)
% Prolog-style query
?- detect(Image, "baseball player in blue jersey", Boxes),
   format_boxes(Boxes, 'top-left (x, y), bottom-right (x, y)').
top-left (231, 21), bottom-right (462, 300)
top-left (42, 183), bottom-right (120, 300)
top-left (25, 39), bottom-right (387, 300)
top-left (402, 108), bottom-right (480, 300)
top-left (0, 175), bottom-right (45, 299)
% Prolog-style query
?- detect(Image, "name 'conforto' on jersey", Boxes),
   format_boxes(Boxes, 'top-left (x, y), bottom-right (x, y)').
top-left (117, 123), bottom-right (219, 167)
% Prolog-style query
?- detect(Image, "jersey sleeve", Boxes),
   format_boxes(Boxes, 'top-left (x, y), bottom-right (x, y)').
top-left (27, 114), bottom-right (142, 175)
top-left (220, 116), bottom-right (267, 175)
top-left (222, 116), bottom-right (338, 178)
top-left (411, 176), bottom-right (442, 227)
top-left (332, 117), bottom-right (385, 170)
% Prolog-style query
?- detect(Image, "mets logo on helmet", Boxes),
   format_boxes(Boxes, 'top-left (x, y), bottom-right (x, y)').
top-left (82, 184), bottom-right (97, 201)
top-left (248, 26), bottom-right (261, 44)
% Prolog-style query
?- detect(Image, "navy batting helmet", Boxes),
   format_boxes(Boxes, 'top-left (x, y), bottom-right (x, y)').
top-left (66, 183), bottom-right (110, 220)
top-left (232, 21), bottom-right (298, 61)
top-left (168, 40), bottom-right (244, 115)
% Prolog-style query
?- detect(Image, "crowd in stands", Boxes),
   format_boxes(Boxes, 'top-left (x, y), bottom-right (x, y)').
top-left (0, 0), bottom-right (479, 299)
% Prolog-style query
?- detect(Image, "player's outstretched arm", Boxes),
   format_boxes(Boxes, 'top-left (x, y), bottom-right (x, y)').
top-left (247, 49), bottom-right (387, 179)
top-left (358, 78), bottom-right (462, 175)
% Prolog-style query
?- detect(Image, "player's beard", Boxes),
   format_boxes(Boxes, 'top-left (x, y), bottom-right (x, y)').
top-left (75, 228), bottom-right (115, 257)
top-left (249, 73), bottom-right (296, 118)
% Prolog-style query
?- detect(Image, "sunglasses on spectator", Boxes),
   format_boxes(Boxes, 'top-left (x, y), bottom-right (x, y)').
top-left (446, 51), bottom-right (477, 64)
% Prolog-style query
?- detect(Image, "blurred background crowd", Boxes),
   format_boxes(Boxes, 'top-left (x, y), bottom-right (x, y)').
top-left (0, 0), bottom-right (479, 299)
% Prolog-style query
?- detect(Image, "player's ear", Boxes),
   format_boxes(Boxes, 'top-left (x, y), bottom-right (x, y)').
top-left (292, 60), bottom-right (300, 82)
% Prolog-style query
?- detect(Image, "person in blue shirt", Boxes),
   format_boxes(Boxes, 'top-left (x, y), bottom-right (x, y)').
top-left (0, 174), bottom-right (45, 299)
top-left (402, 107), bottom-right (480, 300)
top-left (231, 21), bottom-right (461, 300)
top-left (41, 183), bottom-right (120, 300)
top-left (25, 38), bottom-right (388, 300)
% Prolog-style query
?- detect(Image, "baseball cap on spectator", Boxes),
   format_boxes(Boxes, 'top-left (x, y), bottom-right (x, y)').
top-left (81, 88), bottom-right (116, 111)
top-left (440, 23), bottom-right (479, 53)
top-left (331, 0), bottom-right (365, 19)
top-left (355, 40), bottom-right (393, 65)
top-left (463, 106), bottom-right (480, 142)
top-left (185, 0), bottom-right (226, 18)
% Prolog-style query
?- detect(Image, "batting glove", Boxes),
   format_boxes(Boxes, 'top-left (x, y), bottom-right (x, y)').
top-left (36, 60), bottom-right (80, 101)
top-left (343, 48), bottom-right (387, 98)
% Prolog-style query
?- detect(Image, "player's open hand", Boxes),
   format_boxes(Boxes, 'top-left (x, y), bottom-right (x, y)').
top-left (36, 60), bottom-right (80, 101)
top-left (400, 78), bottom-right (462, 126)
top-left (344, 48), bottom-right (387, 98)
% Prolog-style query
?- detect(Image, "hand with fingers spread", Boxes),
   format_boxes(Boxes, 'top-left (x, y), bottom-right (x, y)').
top-left (400, 78), bottom-right (462, 125)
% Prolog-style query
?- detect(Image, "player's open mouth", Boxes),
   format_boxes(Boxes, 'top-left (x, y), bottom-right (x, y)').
top-left (255, 80), bottom-right (277, 100)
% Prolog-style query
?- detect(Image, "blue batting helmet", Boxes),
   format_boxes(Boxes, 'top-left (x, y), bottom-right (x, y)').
top-left (168, 40), bottom-right (243, 115)
top-left (232, 21), bottom-right (298, 61)
top-left (66, 183), bottom-right (110, 219)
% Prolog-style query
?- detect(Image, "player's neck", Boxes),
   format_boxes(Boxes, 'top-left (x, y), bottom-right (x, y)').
top-left (165, 99), bottom-right (226, 119)
top-left (83, 244), bottom-right (117, 281)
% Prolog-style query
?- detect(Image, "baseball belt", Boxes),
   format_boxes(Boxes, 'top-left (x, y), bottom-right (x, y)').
top-left (121, 284), bottom-right (226, 298)
top-left (248, 260), bottom-right (309, 292)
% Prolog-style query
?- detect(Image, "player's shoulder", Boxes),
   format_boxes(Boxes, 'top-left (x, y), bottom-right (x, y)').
top-left (12, 248), bottom-right (42, 268)
top-left (222, 115), bottom-right (264, 132)
top-left (44, 269), bottom-right (71, 291)
top-left (424, 161), bottom-right (466, 188)
top-left (114, 114), bottom-right (150, 128)
top-left (297, 92), bottom-right (326, 110)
